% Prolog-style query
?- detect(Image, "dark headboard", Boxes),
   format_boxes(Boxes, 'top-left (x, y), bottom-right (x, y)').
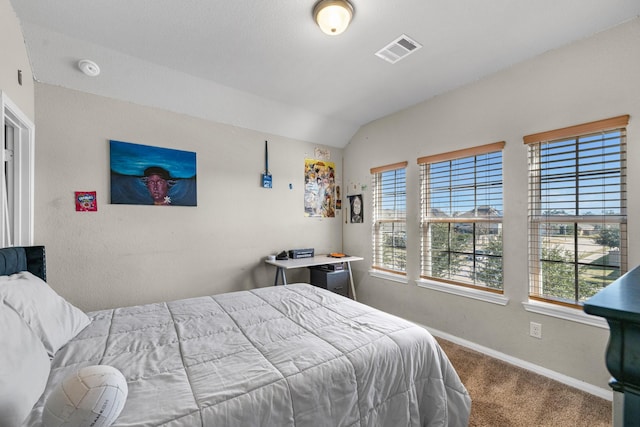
top-left (0, 246), bottom-right (46, 281)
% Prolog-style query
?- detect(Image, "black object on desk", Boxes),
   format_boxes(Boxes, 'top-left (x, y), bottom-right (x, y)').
top-left (289, 248), bottom-right (314, 259)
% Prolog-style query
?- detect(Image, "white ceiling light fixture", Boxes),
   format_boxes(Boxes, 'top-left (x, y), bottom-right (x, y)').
top-left (78, 59), bottom-right (100, 77)
top-left (313, 0), bottom-right (354, 36)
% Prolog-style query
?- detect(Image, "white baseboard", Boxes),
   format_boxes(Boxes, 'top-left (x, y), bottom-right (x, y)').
top-left (420, 324), bottom-right (613, 402)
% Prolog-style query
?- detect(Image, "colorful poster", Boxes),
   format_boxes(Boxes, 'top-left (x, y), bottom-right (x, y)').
top-left (110, 140), bottom-right (197, 206)
top-left (75, 191), bottom-right (97, 211)
top-left (304, 158), bottom-right (336, 218)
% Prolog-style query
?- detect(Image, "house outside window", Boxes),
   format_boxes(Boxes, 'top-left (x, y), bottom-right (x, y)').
top-left (418, 142), bottom-right (505, 292)
top-left (525, 115), bottom-right (628, 306)
top-left (371, 161), bottom-right (408, 275)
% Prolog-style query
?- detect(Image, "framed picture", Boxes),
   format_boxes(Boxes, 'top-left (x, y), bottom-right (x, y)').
top-left (110, 140), bottom-right (197, 206)
top-left (349, 194), bottom-right (363, 223)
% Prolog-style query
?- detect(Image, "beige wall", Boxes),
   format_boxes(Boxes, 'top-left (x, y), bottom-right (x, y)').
top-left (0, 0), bottom-right (34, 119)
top-left (33, 84), bottom-right (344, 311)
top-left (343, 18), bottom-right (640, 390)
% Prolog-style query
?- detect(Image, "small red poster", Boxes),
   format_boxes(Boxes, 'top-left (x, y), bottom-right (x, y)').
top-left (75, 191), bottom-right (97, 212)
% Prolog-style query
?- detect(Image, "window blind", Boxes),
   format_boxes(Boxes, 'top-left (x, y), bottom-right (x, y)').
top-left (525, 116), bottom-right (628, 305)
top-left (371, 162), bottom-right (407, 274)
top-left (419, 142), bottom-right (504, 291)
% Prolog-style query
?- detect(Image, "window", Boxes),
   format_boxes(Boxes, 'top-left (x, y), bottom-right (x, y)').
top-left (0, 91), bottom-right (34, 247)
top-left (418, 142), bottom-right (505, 292)
top-left (371, 161), bottom-right (407, 275)
top-left (525, 115), bottom-right (628, 307)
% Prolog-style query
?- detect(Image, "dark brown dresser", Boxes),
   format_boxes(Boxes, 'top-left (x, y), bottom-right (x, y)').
top-left (584, 265), bottom-right (640, 427)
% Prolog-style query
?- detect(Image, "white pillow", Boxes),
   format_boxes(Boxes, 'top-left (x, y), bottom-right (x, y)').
top-left (0, 271), bottom-right (91, 357)
top-left (0, 302), bottom-right (51, 427)
top-left (43, 365), bottom-right (128, 427)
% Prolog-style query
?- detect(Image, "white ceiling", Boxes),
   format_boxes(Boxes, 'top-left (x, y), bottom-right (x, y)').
top-left (10, 0), bottom-right (640, 147)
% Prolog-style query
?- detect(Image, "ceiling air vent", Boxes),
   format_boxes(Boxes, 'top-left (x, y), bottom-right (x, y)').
top-left (375, 34), bottom-right (422, 64)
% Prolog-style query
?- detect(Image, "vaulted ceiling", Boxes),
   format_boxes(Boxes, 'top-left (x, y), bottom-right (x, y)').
top-left (11, 0), bottom-right (640, 147)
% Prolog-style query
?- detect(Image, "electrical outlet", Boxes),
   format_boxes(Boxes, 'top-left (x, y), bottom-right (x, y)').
top-left (530, 322), bottom-right (542, 339)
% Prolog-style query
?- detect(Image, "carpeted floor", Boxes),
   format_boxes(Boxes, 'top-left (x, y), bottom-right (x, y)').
top-left (436, 338), bottom-right (612, 426)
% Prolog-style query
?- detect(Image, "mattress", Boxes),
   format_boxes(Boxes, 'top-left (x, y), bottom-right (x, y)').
top-left (24, 283), bottom-right (471, 426)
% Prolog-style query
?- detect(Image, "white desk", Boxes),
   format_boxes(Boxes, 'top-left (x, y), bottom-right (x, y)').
top-left (265, 255), bottom-right (363, 300)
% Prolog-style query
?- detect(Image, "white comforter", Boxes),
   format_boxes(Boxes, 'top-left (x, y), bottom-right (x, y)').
top-left (25, 284), bottom-right (471, 426)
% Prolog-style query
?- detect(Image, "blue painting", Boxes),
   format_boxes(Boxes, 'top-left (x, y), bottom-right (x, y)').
top-left (110, 140), bottom-right (197, 206)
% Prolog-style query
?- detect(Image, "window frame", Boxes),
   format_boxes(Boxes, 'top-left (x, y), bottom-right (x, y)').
top-left (524, 115), bottom-right (629, 308)
top-left (0, 91), bottom-right (34, 247)
top-left (418, 141), bottom-right (505, 293)
top-left (370, 161), bottom-right (408, 276)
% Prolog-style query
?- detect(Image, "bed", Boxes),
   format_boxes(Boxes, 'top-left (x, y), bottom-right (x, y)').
top-left (0, 246), bottom-right (471, 427)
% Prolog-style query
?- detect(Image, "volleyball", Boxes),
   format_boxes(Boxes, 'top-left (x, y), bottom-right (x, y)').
top-left (43, 365), bottom-right (127, 427)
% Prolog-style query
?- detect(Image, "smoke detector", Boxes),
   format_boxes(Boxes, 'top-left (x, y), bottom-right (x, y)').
top-left (78, 59), bottom-right (100, 77)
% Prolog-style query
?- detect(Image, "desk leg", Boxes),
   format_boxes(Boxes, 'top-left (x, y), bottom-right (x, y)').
top-left (346, 261), bottom-right (357, 301)
top-left (273, 267), bottom-right (288, 286)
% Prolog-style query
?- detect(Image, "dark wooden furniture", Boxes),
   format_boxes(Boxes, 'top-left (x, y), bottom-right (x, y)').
top-left (0, 245), bottom-right (46, 280)
top-left (584, 265), bottom-right (640, 426)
